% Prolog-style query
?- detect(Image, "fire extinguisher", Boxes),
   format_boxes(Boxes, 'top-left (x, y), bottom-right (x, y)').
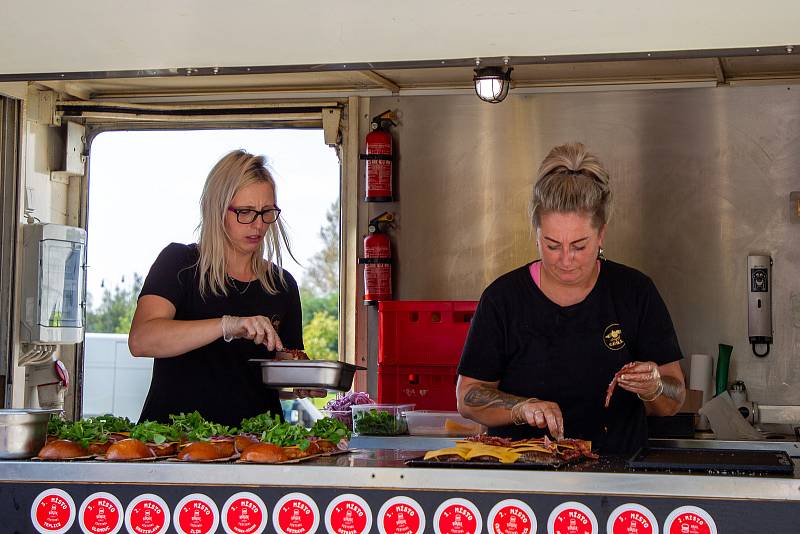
top-left (361, 110), bottom-right (395, 202)
top-left (359, 212), bottom-right (394, 305)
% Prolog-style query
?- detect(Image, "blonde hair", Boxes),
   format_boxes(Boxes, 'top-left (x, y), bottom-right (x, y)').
top-left (530, 142), bottom-right (612, 229)
top-left (197, 149), bottom-right (293, 298)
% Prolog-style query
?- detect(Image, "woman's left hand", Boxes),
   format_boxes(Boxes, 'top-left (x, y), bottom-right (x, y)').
top-left (615, 361), bottom-right (662, 399)
top-left (221, 315), bottom-right (284, 351)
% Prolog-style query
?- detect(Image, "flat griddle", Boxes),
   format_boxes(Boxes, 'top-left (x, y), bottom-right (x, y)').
top-left (627, 447), bottom-right (794, 475)
top-left (405, 456), bottom-right (581, 470)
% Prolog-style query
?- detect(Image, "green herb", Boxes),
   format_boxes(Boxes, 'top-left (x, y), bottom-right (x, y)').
top-left (260, 421), bottom-right (311, 450)
top-left (46, 414), bottom-right (133, 447)
top-left (92, 414), bottom-right (133, 433)
top-left (239, 412), bottom-right (280, 435)
top-left (130, 420), bottom-right (181, 445)
top-left (170, 411), bottom-right (234, 441)
top-left (310, 417), bottom-right (351, 443)
top-left (353, 409), bottom-right (407, 435)
top-left (47, 415), bottom-right (69, 436)
top-left (53, 419), bottom-right (110, 448)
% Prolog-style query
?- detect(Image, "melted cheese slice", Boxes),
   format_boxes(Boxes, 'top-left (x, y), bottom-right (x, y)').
top-left (423, 447), bottom-right (469, 461)
top-left (463, 445), bottom-right (520, 464)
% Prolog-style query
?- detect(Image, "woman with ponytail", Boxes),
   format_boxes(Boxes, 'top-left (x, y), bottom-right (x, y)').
top-left (456, 142), bottom-right (686, 454)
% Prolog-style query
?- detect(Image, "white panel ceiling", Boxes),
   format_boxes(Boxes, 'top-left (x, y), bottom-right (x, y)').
top-left (1, 1), bottom-right (799, 76)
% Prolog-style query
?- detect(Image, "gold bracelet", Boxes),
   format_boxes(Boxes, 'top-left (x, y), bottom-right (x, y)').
top-left (510, 398), bottom-right (539, 425)
top-left (637, 379), bottom-right (664, 402)
top-left (510, 401), bottom-right (526, 425)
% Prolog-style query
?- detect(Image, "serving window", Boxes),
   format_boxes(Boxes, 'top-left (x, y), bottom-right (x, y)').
top-left (80, 125), bottom-right (342, 422)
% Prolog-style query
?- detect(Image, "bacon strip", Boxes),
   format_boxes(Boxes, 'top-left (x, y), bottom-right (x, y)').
top-left (464, 434), bottom-right (512, 447)
top-left (604, 362), bottom-right (637, 408)
top-left (276, 348), bottom-right (309, 360)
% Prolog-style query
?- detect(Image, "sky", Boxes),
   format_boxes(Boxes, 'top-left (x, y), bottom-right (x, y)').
top-left (86, 129), bottom-right (340, 305)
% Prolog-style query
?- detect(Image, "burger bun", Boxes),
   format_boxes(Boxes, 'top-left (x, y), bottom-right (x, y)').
top-left (240, 443), bottom-right (288, 463)
top-left (38, 439), bottom-right (89, 460)
top-left (106, 438), bottom-right (157, 460)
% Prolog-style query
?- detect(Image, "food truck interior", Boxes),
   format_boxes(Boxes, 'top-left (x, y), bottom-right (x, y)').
top-left (1, 3), bottom-right (800, 533)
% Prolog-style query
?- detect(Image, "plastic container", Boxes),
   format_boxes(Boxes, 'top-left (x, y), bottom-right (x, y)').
top-left (351, 404), bottom-right (414, 436)
top-left (378, 301), bottom-right (477, 366)
top-left (404, 410), bottom-right (485, 437)
top-left (321, 410), bottom-right (353, 431)
top-left (377, 364), bottom-right (458, 410)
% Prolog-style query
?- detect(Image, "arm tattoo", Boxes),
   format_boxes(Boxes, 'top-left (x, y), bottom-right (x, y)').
top-left (463, 385), bottom-right (525, 410)
top-left (661, 376), bottom-right (684, 402)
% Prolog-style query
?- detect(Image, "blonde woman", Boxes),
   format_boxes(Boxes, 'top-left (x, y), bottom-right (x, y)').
top-left (128, 150), bottom-right (303, 426)
top-left (456, 142), bottom-right (685, 454)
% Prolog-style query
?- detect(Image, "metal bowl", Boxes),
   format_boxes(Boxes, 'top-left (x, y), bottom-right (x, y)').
top-left (251, 360), bottom-right (365, 391)
top-left (0, 409), bottom-right (54, 459)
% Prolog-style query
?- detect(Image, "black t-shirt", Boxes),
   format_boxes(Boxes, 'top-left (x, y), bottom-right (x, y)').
top-left (457, 260), bottom-right (682, 454)
top-left (137, 243), bottom-right (303, 427)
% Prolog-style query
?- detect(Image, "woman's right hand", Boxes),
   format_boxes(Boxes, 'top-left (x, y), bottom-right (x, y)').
top-left (511, 398), bottom-right (564, 440)
top-left (456, 375), bottom-right (565, 439)
top-left (221, 315), bottom-right (284, 351)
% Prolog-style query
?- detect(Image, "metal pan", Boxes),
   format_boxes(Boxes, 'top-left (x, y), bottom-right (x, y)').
top-left (0, 409), bottom-right (59, 459)
top-left (250, 360), bottom-right (366, 391)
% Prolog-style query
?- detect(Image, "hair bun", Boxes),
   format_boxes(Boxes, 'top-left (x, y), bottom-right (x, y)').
top-left (530, 142), bottom-right (613, 228)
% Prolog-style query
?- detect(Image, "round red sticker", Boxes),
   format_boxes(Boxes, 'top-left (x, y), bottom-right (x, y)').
top-left (607, 503), bottom-right (658, 534)
top-left (79, 492), bottom-right (124, 534)
top-left (31, 488), bottom-right (76, 534)
top-left (547, 502), bottom-right (597, 534)
top-left (221, 492), bottom-right (268, 534)
top-left (272, 492), bottom-right (320, 534)
top-left (378, 496), bottom-right (425, 534)
top-left (664, 506), bottom-right (717, 534)
top-left (174, 493), bottom-right (219, 534)
top-left (434, 498), bottom-right (482, 534)
top-left (325, 494), bottom-right (373, 534)
top-left (125, 494), bottom-right (170, 534)
top-left (487, 499), bottom-right (536, 534)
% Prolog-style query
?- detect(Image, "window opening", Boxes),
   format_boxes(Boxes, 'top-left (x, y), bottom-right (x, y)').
top-left (81, 129), bottom-right (340, 424)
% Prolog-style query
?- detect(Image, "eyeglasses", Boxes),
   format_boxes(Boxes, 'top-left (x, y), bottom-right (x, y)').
top-left (228, 206), bottom-right (281, 224)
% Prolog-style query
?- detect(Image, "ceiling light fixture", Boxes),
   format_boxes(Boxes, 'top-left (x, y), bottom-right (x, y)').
top-left (473, 59), bottom-right (513, 103)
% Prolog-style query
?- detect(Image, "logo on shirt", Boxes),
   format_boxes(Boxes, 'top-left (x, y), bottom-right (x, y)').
top-left (603, 323), bottom-right (625, 350)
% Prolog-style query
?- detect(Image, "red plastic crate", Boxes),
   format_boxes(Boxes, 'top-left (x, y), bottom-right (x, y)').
top-left (378, 300), bottom-right (477, 366)
top-left (377, 364), bottom-right (458, 411)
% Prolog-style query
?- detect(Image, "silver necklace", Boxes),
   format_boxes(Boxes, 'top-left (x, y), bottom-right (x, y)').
top-left (228, 274), bottom-right (253, 295)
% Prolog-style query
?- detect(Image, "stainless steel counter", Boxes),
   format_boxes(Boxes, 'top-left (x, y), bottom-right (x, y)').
top-left (2, 448), bottom-right (798, 501)
top-left (4, 449), bottom-right (800, 534)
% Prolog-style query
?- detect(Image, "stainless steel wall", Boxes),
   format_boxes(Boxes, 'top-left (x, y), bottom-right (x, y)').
top-left (370, 85), bottom-right (800, 405)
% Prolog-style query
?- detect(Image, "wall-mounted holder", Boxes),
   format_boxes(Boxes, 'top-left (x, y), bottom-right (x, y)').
top-left (49, 122), bottom-right (85, 185)
top-left (747, 254), bottom-right (773, 357)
